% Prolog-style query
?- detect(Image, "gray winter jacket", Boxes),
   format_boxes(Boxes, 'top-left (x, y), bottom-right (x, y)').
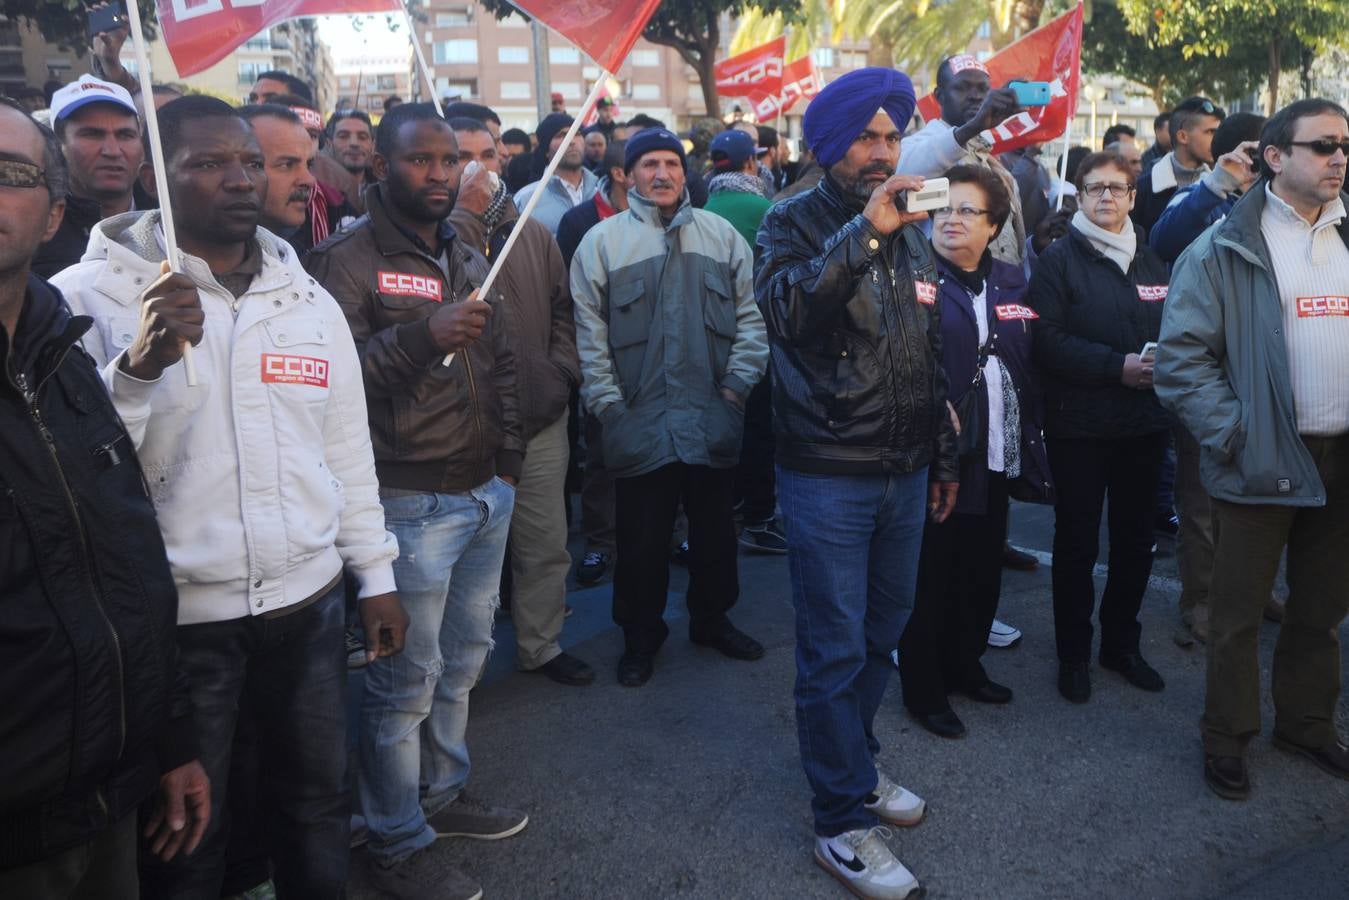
top-left (1155, 183), bottom-right (1347, 506)
top-left (570, 187), bottom-right (769, 478)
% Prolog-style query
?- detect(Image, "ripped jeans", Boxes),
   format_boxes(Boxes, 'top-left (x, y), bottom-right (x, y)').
top-left (358, 478), bottom-right (514, 865)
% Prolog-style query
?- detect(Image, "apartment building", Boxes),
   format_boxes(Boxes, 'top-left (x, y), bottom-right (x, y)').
top-left (413, 1), bottom-right (705, 130)
top-left (0, 15), bottom-right (334, 110)
top-left (333, 50), bottom-right (413, 117)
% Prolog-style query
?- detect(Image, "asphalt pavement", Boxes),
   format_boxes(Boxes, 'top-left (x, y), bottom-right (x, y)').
top-left (348, 499), bottom-right (1349, 900)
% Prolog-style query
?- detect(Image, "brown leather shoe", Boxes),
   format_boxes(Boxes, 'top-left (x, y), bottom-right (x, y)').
top-left (1273, 735), bottom-right (1349, 781)
top-left (1204, 754), bottom-right (1249, 800)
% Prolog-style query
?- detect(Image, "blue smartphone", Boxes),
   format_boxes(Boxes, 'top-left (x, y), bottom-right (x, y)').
top-left (1008, 81), bottom-right (1051, 107)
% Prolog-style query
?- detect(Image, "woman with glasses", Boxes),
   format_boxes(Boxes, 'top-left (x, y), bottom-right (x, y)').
top-left (1027, 150), bottom-right (1172, 704)
top-left (897, 166), bottom-right (1053, 739)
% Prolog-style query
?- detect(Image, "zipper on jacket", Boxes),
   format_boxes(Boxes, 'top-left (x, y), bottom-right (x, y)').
top-left (878, 252), bottom-right (920, 440)
top-left (15, 361), bottom-right (128, 764)
top-left (463, 341), bottom-right (486, 465)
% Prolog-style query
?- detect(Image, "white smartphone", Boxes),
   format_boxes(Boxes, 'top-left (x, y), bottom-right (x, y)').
top-left (902, 177), bottom-right (950, 213)
top-left (1140, 341), bottom-right (1158, 362)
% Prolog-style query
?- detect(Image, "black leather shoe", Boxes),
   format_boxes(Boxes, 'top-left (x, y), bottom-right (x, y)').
top-left (617, 652), bottom-right (654, 687)
top-left (961, 680), bottom-right (1013, 704)
top-left (1099, 653), bottom-right (1165, 692)
top-left (1001, 543), bottom-right (1039, 570)
top-left (1204, 754), bottom-right (1250, 800)
top-left (1058, 662), bottom-right (1091, 703)
top-left (530, 651), bottom-right (596, 686)
top-left (913, 708), bottom-right (966, 739)
top-left (690, 625), bottom-right (765, 661)
top-left (1272, 735), bottom-right (1349, 781)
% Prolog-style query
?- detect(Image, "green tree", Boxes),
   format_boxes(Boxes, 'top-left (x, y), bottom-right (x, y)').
top-left (1116, 0), bottom-right (1349, 111)
top-left (478, 0), bottom-right (798, 116)
top-left (1082, 4), bottom-right (1268, 106)
top-left (2, 0), bottom-right (156, 51)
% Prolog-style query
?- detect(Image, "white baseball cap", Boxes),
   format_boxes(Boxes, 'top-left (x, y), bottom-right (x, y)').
top-left (50, 74), bottom-right (139, 123)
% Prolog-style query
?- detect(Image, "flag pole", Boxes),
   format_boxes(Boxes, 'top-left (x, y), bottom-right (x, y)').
top-left (124, 0), bottom-right (197, 386)
top-left (1056, 2), bottom-right (1084, 212)
top-left (443, 73), bottom-right (610, 366)
top-left (404, 6), bottom-right (442, 116)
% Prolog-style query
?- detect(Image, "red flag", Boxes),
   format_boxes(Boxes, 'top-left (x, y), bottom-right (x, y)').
top-left (748, 54), bottom-right (823, 120)
top-left (509, 0), bottom-right (663, 73)
top-left (714, 37), bottom-right (786, 99)
top-left (916, 4), bottom-right (1083, 155)
top-left (158, 0), bottom-right (401, 78)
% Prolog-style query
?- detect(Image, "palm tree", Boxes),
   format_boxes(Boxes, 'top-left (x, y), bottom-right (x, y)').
top-left (733, 0), bottom-right (1075, 73)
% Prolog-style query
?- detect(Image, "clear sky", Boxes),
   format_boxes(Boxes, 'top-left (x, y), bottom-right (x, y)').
top-left (314, 13), bottom-right (408, 63)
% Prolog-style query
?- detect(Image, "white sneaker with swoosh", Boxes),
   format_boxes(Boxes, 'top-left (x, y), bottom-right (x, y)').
top-left (814, 827), bottom-right (922, 899)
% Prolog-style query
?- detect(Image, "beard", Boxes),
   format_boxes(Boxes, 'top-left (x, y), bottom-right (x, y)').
top-left (832, 161), bottom-right (894, 207)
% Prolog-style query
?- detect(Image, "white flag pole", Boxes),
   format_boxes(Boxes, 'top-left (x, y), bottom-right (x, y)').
top-left (1055, 119), bottom-right (1073, 212)
top-left (123, 0), bottom-right (197, 386)
top-left (442, 73), bottom-right (610, 366)
top-left (405, 7), bottom-right (443, 116)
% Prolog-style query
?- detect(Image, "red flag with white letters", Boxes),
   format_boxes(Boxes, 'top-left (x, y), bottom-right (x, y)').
top-left (749, 54), bottom-right (823, 120)
top-left (157, 0), bottom-right (402, 78)
top-left (915, 4), bottom-right (1083, 155)
top-left (714, 37), bottom-right (786, 99)
top-left (508, 0), bottom-right (663, 72)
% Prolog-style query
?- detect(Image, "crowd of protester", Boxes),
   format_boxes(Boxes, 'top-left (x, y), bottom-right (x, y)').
top-left (1, 25), bottom-right (1346, 900)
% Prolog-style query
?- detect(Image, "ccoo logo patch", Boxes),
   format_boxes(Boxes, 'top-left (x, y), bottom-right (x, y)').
top-left (261, 354), bottom-right (329, 387)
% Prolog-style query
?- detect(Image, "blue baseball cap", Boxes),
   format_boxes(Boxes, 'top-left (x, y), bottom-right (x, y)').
top-left (710, 129), bottom-right (757, 171)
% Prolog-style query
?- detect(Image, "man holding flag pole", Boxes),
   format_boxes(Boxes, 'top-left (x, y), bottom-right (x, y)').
top-left (55, 3), bottom-right (409, 890)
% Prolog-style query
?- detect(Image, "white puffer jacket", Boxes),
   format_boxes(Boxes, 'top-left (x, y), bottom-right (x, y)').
top-left (53, 211), bottom-right (397, 625)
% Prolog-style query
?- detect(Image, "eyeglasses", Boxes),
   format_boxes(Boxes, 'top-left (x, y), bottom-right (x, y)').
top-left (1288, 139), bottom-right (1349, 157)
top-left (0, 158), bottom-right (47, 190)
top-left (1081, 182), bottom-right (1134, 199)
top-left (932, 204), bottom-right (990, 221)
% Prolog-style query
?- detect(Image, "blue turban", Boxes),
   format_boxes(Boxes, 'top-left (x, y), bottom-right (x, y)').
top-left (803, 67), bottom-right (917, 169)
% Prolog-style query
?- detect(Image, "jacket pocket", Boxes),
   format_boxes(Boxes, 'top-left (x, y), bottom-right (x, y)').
top-left (702, 270), bottom-right (737, 377)
top-left (262, 316), bottom-right (334, 408)
top-left (607, 276), bottom-right (648, 400)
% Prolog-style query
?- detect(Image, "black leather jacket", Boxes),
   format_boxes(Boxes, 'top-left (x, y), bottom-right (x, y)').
top-left (0, 276), bottom-right (193, 867)
top-left (754, 176), bottom-right (958, 481)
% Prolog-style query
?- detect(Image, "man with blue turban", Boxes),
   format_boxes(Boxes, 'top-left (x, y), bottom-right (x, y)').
top-left (753, 67), bottom-right (958, 900)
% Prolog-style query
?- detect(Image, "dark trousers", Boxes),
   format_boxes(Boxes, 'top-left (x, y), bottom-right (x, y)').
top-left (734, 373), bottom-right (776, 524)
top-left (1203, 435), bottom-right (1349, 757)
top-left (613, 462), bottom-right (739, 654)
top-left (0, 813), bottom-right (137, 899)
top-left (138, 583), bottom-right (349, 900)
top-left (1048, 433), bottom-right (1167, 664)
top-left (900, 473), bottom-right (1010, 714)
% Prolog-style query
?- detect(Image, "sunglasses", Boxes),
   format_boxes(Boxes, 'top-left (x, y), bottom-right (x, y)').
top-left (0, 158), bottom-right (47, 190)
top-left (1289, 139), bottom-right (1349, 157)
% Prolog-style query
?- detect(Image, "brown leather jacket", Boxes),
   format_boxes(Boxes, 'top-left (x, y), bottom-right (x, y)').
top-left (305, 184), bottom-right (523, 492)
top-left (450, 194), bottom-right (578, 443)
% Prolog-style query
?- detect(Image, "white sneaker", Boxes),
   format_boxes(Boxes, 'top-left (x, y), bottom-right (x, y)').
top-left (987, 618), bottom-right (1022, 649)
top-left (864, 771), bottom-right (925, 827)
top-left (814, 827), bottom-right (922, 899)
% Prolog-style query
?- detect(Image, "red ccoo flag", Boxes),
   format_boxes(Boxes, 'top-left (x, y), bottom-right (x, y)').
top-left (916, 4), bottom-right (1083, 155)
top-left (714, 36), bottom-right (786, 99)
top-left (158, 0), bottom-right (402, 78)
top-left (508, 0), bottom-right (664, 73)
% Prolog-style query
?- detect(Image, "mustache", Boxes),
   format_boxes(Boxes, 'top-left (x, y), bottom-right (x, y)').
top-left (287, 187), bottom-right (312, 204)
top-left (650, 179), bottom-right (677, 190)
top-left (859, 163), bottom-right (894, 178)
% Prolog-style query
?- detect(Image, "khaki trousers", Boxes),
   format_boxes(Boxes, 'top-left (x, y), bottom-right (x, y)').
top-left (1173, 424), bottom-right (1216, 620)
top-left (1203, 434), bottom-right (1349, 757)
top-left (509, 414), bottom-right (573, 669)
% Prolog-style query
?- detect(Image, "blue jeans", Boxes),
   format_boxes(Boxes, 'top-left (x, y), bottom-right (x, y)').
top-left (778, 466), bottom-right (928, 837)
top-left (359, 478), bottom-right (514, 865)
top-left (138, 581), bottom-right (349, 900)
